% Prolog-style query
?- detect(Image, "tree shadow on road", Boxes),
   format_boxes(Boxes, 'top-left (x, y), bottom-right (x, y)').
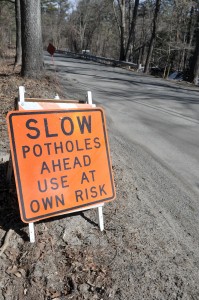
top-left (51, 53), bottom-right (199, 96)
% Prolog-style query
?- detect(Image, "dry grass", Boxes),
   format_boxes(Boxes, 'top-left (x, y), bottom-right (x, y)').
top-left (0, 56), bottom-right (65, 157)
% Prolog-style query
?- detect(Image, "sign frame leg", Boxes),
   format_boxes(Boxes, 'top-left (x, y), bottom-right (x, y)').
top-left (87, 91), bottom-right (92, 104)
top-left (6, 152), bottom-right (13, 185)
top-left (29, 223), bottom-right (35, 243)
top-left (98, 206), bottom-right (104, 231)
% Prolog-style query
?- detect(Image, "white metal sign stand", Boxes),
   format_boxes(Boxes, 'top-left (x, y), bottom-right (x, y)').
top-left (12, 86), bottom-right (104, 242)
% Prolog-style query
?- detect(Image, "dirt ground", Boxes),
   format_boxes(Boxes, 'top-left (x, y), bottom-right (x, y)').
top-left (1, 56), bottom-right (199, 300)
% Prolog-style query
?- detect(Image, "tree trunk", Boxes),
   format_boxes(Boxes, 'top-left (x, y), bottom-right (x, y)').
top-left (124, 0), bottom-right (139, 60)
top-left (144, 0), bottom-right (161, 73)
top-left (14, 0), bottom-right (22, 67)
top-left (184, 6), bottom-right (194, 70)
top-left (119, 0), bottom-right (126, 61)
top-left (119, 30), bottom-right (125, 60)
top-left (20, 0), bottom-right (44, 78)
top-left (189, 10), bottom-right (199, 85)
top-left (190, 37), bottom-right (199, 85)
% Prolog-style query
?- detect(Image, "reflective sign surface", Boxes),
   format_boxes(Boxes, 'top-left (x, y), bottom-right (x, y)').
top-left (7, 108), bottom-right (116, 223)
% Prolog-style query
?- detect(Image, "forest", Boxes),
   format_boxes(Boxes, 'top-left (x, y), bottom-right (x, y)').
top-left (0, 0), bottom-right (199, 84)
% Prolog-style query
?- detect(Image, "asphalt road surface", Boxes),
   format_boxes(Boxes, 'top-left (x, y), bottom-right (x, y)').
top-left (46, 52), bottom-right (199, 195)
top-left (46, 53), bottom-right (199, 239)
top-left (44, 53), bottom-right (199, 298)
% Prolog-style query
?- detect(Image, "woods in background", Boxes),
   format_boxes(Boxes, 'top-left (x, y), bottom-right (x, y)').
top-left (0, 0), bottom-right (198, 84)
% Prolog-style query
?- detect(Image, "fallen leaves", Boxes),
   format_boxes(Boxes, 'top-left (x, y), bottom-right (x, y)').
top-left (0, 56), bottom-right (112, 300)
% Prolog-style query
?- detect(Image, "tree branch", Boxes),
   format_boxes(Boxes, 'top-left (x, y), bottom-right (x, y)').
top-left (0, 0), bottom-right (15, 4)
top-left (113, 0), bottom-right (121, 36)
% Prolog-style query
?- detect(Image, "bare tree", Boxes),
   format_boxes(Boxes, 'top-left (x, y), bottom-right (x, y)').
top-left (0, 0), bottom-right (22, 66)
top-left (66, 0), bottom-right (108, 53)
top-left (113, 0), bottom-right (140, 61)
top-left (14, 0), bottom-right (22, 66)
top-left (118, 0), bottom-right (126, 60)
top-left (1, 0), bottom-right (197, 82)
top-left (189, 8), bottom-right (199, 85)
top-left (125, 0), bottom-right (139, 59)
top-left (144, 0), bottom-right (161, 73)
top-left (20, 0), bottom-right (44, 78)
top-left (0, 0), bottom-right (15, 57)
top-left (42, 0), bottom-right (70, 49)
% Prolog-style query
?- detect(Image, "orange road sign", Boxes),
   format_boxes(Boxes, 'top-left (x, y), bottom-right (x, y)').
top-left (47, 43), bottom-right (56, 56)
top-left (7, 108), bottom-right (116, 223)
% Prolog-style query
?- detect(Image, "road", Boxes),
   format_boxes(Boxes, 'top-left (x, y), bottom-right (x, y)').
top-left (42, 53), bottom-right (199, 298)
top-left (46, 52), bottom-right (199, 195)
top-left (2, 53), bottom-right (199, 300)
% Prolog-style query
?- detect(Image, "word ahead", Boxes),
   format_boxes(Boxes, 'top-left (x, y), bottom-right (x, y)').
top-left (7, 109), bottom-right (115, 223)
